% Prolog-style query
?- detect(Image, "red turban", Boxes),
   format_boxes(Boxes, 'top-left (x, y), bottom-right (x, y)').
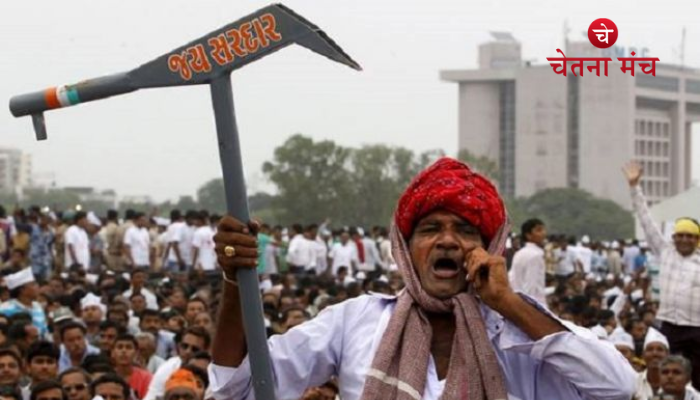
top-left (395, 157), bottom-right (506, 242)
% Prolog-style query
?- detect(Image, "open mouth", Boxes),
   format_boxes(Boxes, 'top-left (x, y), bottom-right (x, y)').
top-left (431, 257), bottom-right (461, 279)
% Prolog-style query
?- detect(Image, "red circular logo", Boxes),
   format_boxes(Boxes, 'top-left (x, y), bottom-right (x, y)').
top-left (588, 18), bottom-right (618, 49)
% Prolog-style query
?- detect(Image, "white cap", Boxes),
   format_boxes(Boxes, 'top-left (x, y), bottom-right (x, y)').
top-left (87, 212), bottom-right (102, 227)
top-left (259, 279), bottom-right (273, 292)
top-left (355, 272), bottom-right (367, 281)
top-left (5, 268), bottom-right (35, 290)
top-left (590, 325), bottom-right (608, 340)
top-left (582, 235), bottom-right (591, 245)
top-left (85, 274), bottom-right (99, 285)
top-left (631, 289), bottom-right (644, 302)
top-left (81, 293), bottom-right (106, 314)
top-left (388, 263), bottom-right (399, 272)
top-left (378, 275), bottom-right (389, 283)
top-left (153, 217), bottom-right (170, 227)
top-left (644, 327), bottom-right (670, 349)
top-left (357, 227), bottom-right (365, 237)
top-left (610, 331), bottom-right (635, 350)
top-left (544, 286), bottom-right (556, 296)
top-left (611, 241), bottom-right (620, 249)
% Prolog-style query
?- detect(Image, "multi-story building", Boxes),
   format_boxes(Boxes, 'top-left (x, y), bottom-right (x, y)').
top-left (0, 148), bottom-right (32, 195)
top-left (441, 34), bottom-right (699, 208)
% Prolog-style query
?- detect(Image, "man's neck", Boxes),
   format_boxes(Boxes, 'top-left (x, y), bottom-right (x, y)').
top-left (647, 366), bottom-right (661, 391)
top-left (70, 351), bottom-right (84, 365)
top-left (17, 296), bottom-right (33, 307)
top-left (115, 364), bottom-right (134, 378)
top-left (427, 312), bottom-right (456, 380)
top-left (86, 323), bottom-right (100, 334)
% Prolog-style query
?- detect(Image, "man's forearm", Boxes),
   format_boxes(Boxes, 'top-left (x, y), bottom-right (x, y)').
top-left (213, 282), bottom-right (248, 367)
top-left (493, 292), bottom-right (565, 340)
top-left (191, 249), bottom-right (199, 268)
top-left (68, 244), bottom-right (78, 265)
top-left (172, 243), bottom-right (183, 264)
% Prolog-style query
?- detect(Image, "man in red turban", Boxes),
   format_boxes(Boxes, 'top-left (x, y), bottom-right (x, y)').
top-left (208, 157), bottom-right (636, 400)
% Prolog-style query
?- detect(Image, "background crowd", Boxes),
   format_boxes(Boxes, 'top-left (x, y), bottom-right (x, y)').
top-left (0, 198), bottom-right (697, 400)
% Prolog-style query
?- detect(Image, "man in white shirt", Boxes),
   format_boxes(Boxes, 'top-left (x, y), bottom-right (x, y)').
top-left (164, 210), bottom-right (190, 273)
top-left (123, 212), bottom-right (152, 269)
top-left (64, 212), bottom-right (90, 269)
top-left (307, 224), bottom-right (329, 276)
top-left (329, 231), bottom-right (359, 276)
top-left (361, 230), bottom-right (385, 279)
top-left (509, 218), bottom-right (547, 305)
top-left (554, 236), bottom-right (582, 281)
top-left (576, 235), bottom-right (594, 274)
top-left (191, 212), bottom-right (217, 274)
top-left (210, 157), bottom-right (636, 400)
top-left (634, 327), bottom-right (671, 400)
top-left (375, 227), bottom-right (394, 266)
top-left (123, 269), bottom-right (158, 310)
top-left (623, 240), bottom-right (641, 275)
top-left (658, 355), bottom-right (700, 400)
top-left (144, 326), bottom-right (211, 400)
top-left (624, 161), bottom-right (700, 390)
top-left (285, 224), bottom-right (314, 274)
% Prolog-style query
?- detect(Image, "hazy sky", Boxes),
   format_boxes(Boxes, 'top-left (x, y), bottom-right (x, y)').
top-left (2, 0), bottom-right (699, 202)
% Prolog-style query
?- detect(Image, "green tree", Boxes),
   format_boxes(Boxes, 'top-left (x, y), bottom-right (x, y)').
top-left (197, 178), bottom-right (226, 214)
top-left (456, 148), bottom-right (499, 182)
top-left (174, 195), bottom-right (198, 211)
top-left (515, 188), bottom-right (633, 240)
top-left (262, 134), bottom-right (352, 225)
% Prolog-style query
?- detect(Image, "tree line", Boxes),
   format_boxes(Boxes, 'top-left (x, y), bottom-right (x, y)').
top-left (0, 134), bottom-right (633, 239)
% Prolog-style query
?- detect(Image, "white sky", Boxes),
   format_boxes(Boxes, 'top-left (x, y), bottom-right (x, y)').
top-left (1, 0), bottom-right (699, 202)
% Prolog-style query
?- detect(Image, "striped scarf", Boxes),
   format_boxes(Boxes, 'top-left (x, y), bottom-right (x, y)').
top-left (359, 223), bottom-right (508, 400)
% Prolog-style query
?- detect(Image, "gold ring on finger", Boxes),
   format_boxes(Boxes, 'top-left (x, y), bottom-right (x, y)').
top-left (224, 245), bottom-right (236, 258)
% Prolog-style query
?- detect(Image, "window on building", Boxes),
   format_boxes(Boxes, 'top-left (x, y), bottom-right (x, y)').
top-left (685, 79), bottom-right (700, 95)
top-left (664, 123), bottom-right (669, 137)
top-left (636, 75), bottom-right (680, 92)
top-left (663, 142), bottom-right (669, 156)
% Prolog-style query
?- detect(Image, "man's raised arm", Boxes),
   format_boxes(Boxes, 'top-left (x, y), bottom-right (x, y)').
top-left (622, 161), bottom-right (667, 255)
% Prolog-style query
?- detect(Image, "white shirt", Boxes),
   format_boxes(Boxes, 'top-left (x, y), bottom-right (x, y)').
top-left (623, 245), bottom-right (640, 274)
top-left (144, 356), bottom-right (182, 400)
top-left (208, 293), bottom-right (636, 400)
top-left (166, 222), bottom-right (192, 263)
top-left (377, 237), bottom-right (394, 265)
top-left (64, 225), bottom-right (90, 268)
top-left (285, 234), bottom-right (315, 268)
top-left (124, 226), bottom-right (151, 266)
top-left (361, 237), bottom-right (385, 271)
top-left (509, 243), bottom-right (546, 304)
top-left (123, 287), bottom-right (158, 311)
top-left (192, 226), bottom-right (217, 271)
top-left (576, 245), bottom-right (593, 274)
top-left (633, 370), bottom-right (700, 400)
top-left (313, 238), bottom-right (329, 275)
top-left (632, 185), bottom-right (700, 327)
top-left (555, 247), bottom-right (580, 276)
top-left (329, 242), bottom-right (359, 275)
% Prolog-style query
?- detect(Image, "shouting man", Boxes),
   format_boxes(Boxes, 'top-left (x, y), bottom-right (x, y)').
top-left (210, 158), bottom-right (636, 399)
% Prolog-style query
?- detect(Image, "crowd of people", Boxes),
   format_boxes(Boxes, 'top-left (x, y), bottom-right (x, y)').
top-left (0, 159), bottom-right (696, 400)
